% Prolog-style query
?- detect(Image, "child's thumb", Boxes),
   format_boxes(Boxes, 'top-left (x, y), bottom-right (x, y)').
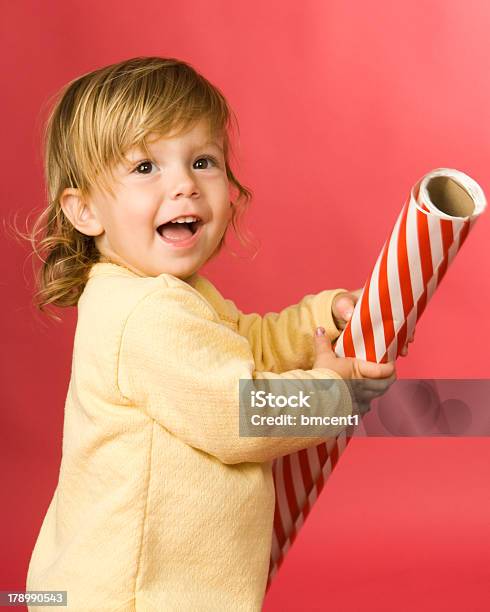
top-left (314, 327), bottom-right (332, 353)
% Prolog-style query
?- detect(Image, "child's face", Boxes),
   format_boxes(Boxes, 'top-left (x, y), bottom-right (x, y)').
top-left (87, 119), bottom-right (232, 280)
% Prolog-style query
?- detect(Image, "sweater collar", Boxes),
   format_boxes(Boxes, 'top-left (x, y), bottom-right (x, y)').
top-left (87, 262), bottom-right (228, 317)
top-left (88, 261), bottom-right (138, 279)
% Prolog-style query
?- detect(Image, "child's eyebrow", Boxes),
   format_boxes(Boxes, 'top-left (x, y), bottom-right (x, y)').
top-left (199, 140), bottom-right (224, 153)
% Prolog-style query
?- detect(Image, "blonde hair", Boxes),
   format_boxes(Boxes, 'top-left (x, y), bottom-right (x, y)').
top-left (15, 56), bottom-right (255, 320)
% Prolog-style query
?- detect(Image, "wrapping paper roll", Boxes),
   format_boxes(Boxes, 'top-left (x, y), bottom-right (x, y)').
top-left (266, 168), bottom-right (487, 589)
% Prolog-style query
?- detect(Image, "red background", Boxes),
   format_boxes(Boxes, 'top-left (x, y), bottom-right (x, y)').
top-left (1, 1), bottom-right (489, 610)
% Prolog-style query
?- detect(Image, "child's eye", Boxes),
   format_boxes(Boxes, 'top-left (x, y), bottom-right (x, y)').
top-left (132, 155), bottom-right (218, 175)
top-left (133, 160), bottom-right (157, 175)
top-left (193, 156), bottom-right (218, 170)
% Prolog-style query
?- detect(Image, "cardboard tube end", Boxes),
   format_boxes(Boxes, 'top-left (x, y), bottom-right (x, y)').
top-left (426, 176), bottom-right (475, 218)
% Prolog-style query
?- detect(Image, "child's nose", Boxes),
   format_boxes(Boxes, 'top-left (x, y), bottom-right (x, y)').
top-left (167, 167), bottom-right (200, 200)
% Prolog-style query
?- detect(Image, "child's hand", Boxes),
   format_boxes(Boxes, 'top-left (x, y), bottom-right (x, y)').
top-left (313, 326), bottom-right (397, 414)
top-left (399, 330), bottom-right (415, 357)
top-left (332, 288), bottom-right (414, 357)
top-left (332, 289), bottom-right (362, 330)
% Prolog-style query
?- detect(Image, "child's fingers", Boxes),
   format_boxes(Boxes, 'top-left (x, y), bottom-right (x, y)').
top-left (356, 359), bottom-right (396, 379)
top-left (355, 400), bottom-right (372, 416)
top-left (360, 375), bottom-right (396, 392)
top-left (314, 327), bottom-right (330, 343)
top-left (401, 330), bottom-right (416, 356)
top-left (351, 373), bottom-right (396, 411)
top-left (313, 327), bottom-right (332, 353)
top-left (356, 388), bottom-right (382, 402)
top-left (334, 295), bottom-right (355, 321)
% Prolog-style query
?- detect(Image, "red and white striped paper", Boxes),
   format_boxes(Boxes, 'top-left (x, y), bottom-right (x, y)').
top-left (266, 168), bottom-right (487, 589)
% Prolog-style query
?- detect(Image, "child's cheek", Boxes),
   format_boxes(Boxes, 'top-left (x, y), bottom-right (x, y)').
top-left (119, 194), bottom-right (158, 229)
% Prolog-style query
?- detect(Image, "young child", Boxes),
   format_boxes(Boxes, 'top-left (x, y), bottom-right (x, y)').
top-left (25, 56), bottom-right (398, 611)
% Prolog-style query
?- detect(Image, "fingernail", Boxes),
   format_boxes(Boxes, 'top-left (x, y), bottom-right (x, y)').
top-left (316, 326), bottom-right (326, 336)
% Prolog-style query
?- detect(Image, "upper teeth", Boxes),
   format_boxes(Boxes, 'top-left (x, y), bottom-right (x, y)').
top-left (171, 216), bottom-right (199, 223)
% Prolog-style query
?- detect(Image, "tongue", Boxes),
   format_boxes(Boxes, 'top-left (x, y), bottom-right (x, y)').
top-left (160, 223), bottom-right (193, 241)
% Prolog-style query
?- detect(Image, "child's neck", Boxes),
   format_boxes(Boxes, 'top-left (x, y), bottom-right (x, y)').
top-left (97, 254), bottom-right (200, 285)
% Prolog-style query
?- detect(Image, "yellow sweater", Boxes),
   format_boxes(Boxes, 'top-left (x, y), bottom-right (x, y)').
top-left (26, 262), bottom-right (353, 611)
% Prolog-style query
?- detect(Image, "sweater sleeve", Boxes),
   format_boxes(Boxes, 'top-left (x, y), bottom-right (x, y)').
top-left (231, 288), bottom-right (348, 373)
top-left (117, 283), bottom-right (353, 465)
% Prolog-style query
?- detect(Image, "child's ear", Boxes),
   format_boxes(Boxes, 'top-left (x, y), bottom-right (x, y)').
top-left (60, 188), bottom-right (104, 236)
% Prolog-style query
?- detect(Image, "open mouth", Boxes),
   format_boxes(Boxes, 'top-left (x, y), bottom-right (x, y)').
top-left (157, 217), bottom-right (203, 243)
